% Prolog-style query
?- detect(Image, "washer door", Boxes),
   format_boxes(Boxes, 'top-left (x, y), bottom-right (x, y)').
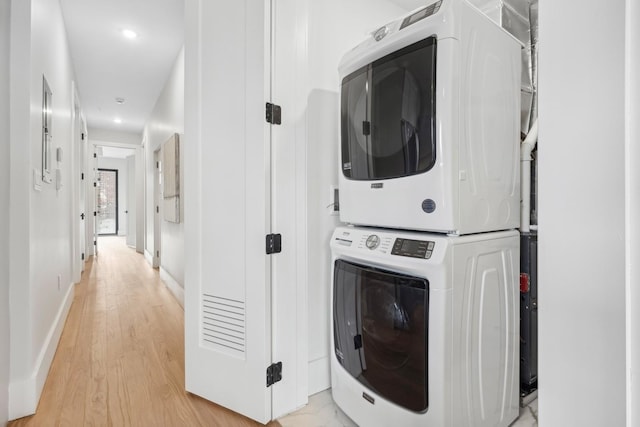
top-left (333, 259), bottom-right (429, 412)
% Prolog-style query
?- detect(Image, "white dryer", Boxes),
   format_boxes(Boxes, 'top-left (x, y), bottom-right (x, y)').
top-left (338, 0), bottom-right (521, 235)
top-left (330, 225), bottom-right (519, 427)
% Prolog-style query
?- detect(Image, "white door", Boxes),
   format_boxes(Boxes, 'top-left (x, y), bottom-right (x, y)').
top-left (184, 0), bottom-right (273, 423)
top-left (126, 154), bottom-right (136, 247)
top-left (79, 122), bottom-right (86, 270)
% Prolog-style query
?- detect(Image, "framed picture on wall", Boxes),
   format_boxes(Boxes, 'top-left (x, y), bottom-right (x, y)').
top-left (163, 133), bottom-right (180, 223)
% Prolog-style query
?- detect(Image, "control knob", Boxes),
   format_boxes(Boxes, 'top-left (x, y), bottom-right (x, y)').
top-left (365, 235), bottom-right (380, 250)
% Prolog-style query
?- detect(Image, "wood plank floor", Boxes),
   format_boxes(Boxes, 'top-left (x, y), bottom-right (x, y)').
top-left (10, 237), bottom-right (279, 427)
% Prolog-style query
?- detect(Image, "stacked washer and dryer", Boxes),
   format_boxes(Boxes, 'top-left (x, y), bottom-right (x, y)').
top-left (329, 1), bottom-right (522, 426)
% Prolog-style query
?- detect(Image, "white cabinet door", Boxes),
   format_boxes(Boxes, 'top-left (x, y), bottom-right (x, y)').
top-left (184, 0), bottom-right (273, 423)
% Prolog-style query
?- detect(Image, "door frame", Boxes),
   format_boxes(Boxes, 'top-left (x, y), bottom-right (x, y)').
top-left (71, 82), bottom-right (86, 281)
top-left (97, 168), bottom-right (119, 236)
top-left (91, 141), bottom-right (144, 252)
top-left (126, 154), bottom-right (136, 248)
top-left (270, 0), bottom-right (309, 417)
top-left (79, 116), bottom-right (87, 270)
top-left (153, 148), bottom-right (161, 268)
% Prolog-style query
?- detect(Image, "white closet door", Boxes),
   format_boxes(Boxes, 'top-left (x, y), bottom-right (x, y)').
top-left (184, 0), bottom-right (273, 423)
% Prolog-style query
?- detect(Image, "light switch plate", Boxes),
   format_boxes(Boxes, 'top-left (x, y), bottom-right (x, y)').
top-left (33, 169), bottom-right (42, 191)
top-left (329, 185), bottom-right (339, 216)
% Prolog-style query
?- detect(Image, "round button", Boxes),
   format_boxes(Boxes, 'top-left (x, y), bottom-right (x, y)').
top-left (422, 199), bottom-right (436, 213)
top-left (373, 26), bottom-right (389, 42)
top-left (366, 235), bottom-right (380, 250)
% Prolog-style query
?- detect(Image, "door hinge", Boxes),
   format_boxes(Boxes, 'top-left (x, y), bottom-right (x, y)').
top-left (81, 133), bottom-right (86, 141)
top-left (266, 362), bottom-right (282, 387)
top-left (156, 250), bottom-right (159, 257)
top-left (265, 102), bottom-right (281, 125)
top-left (93, 182), bottom-right (97, 187)
top-left (362, 120), bottom-right (371, 136)
top-left (81, 172), bottom-right (84, 180)
top-left (93, 153), bottom-right (97, 158)
top-left (354, 334), bottom-right (363, 350)
top-left (93, 211), bottom-right (97, 217)
top-left (81, 253), bottom-right (85, 261)
top-left (156, 161), bottom-right (159, 169)
top-left (94, 240), bottom-right (97, 246)
top-left (265, 233), bottom-right (282, 255)
top-left (156, 206), bottom-right (159, 213)
top-left (81, 213), bottom-right (85, 220)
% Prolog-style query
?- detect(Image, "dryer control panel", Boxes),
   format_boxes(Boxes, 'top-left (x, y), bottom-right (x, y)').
top-left (391, 238), bottom-right (435, 259)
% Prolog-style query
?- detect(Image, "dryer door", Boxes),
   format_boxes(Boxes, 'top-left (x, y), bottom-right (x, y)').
top-left (340, 37), bottom-right (437, 181)
top-left (333, 259), bottom-right (429, 412)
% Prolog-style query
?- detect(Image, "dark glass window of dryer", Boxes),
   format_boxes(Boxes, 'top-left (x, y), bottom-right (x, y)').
top-left (341, 37), bottom-right (437, 180)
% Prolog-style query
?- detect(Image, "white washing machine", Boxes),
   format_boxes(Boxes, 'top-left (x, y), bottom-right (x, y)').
top-left (330, 225), bottom-right (519, 427)
top-left (338, 0), bottom-right (521, 235)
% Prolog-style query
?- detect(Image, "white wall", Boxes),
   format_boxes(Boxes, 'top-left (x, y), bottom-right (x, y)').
top-left (143, 48), bottom-right (184, 287)
top-left (8, 0), bottom-right (77, 419)
top-left (627, 0), bottom-right (640, 424)
top-left (538, 1), bottom-right (627, 425)
top-left (0, 1), bottom-right (11, 425)
top-left (304, 0), bottom-right (413, 395)
top-left (96, 156), bottom-right (128, 236)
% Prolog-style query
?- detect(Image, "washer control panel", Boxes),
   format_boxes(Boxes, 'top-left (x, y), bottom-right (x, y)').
top-left (391, 238), bottom-right (435, 259)
top-left (365, 234), bottom-right (380, 250)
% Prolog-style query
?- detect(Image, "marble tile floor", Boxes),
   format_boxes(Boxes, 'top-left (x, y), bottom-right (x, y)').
top-left (278, 389), bottom-right (538, 427)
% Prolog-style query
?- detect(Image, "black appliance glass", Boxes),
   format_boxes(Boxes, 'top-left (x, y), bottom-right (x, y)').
top-left (333, 259), bottom-right (429, 412)
top-left (341, 37), bottom-right (437, 180)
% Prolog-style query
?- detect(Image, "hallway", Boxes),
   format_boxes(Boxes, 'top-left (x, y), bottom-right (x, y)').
top-left (9, 237), bottom-right (275, 427)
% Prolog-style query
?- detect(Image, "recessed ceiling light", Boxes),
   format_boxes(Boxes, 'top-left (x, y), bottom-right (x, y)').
top-left (122, 29), bottom-right (138, 40)
top-left (115, 97), bottom-right (125, 105)
top-left (114, 118), bottom-right (122, 124)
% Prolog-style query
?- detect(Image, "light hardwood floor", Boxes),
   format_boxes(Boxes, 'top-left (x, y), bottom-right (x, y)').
top-left (10, 237), bottom-right (279, 427)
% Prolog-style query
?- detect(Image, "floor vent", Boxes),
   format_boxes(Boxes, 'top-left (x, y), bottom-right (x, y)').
top-left (201, 293), bottom-right (246, 357)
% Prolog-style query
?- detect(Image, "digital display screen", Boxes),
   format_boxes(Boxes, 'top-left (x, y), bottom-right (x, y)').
top-left (392, 238), bottom-right (432, 258)
top-left (400, 1), bottom-right (443, 30)
top-left (401, 239), bottom-right (422, 253)
top-left (408, 10), bottom-right (428, 25)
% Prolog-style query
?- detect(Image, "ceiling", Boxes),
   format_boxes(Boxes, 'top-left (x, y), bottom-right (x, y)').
top-left (60, 0), bottom-right (184, 135)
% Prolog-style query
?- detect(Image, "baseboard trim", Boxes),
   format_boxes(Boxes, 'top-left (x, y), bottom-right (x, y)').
top-left (144, 249), bottom-right (153, 266)
top-left (9, 282), bottom-right (74, 420)
top-left (160, 267), bottom-right (184, 308)
top-left (308, 356), bottom-right (330, 396)
top-left (8, 378), bottom-right (35, 422)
